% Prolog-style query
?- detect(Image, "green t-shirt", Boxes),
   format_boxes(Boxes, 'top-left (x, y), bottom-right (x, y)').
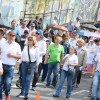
top-left (48, 43), bottom-right (64, 63)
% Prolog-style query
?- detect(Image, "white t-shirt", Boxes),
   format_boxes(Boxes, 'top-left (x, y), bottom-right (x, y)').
top-left (29, 29), bottom-right (37, 36)
top-left (0, 41), bottom-right (21, 65)
top-left (51, 20), bottom-right (58, 25)
top-left (69, 39), bottom-right (78, 47)
top-left (19, 27), bottom-right (29, 36)
top-left (36, 40), bottom-right (46, 63)
top-left (86, 43), bottom-right (96, 64)
top-left (95, 53), bottom-right (100, 72)
top-left (74, 21), bottom-right (80, 27)
top-left (63, 54), bottom-right (78, 71)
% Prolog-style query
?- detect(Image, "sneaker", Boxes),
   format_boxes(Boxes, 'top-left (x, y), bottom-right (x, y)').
top-left (6, 95), bottom-right (10, 100)
top-left (16, 93), bottom-right (25, 98)
top-left (44, 85), bottom-right (49, 88)
top-left (24, 95), bottom-right (28, 100)
top-left (31, 87), bottom-right (35, 91)
top-left (66, 96), bottom-right (70, 98)
top-left (16, 83), bottom-right (22, 89)
top-left (75, 83), bottom-right (79, 88)
top-left (53, 94), bottom-right (59, 97)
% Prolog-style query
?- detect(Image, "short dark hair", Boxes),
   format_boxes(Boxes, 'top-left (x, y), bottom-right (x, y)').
top-left (46, 40), bottom-right (51, 44)
top-left (62, 34), bottom-right (67, 38)
top-left (0, 29), bottom-right (4, 35)
top-left (94, 38), bottom-right (100, 43)
top-left (39, 18), bottom-right (43, 21)
top-left (36, 16), bottom-right (39, 20)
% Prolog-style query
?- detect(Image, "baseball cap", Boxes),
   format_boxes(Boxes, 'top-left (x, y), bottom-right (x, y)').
top-left (36, 29), bottom-right (43, 36)
top-left (31, 23), bottom-right (35, 27)
top-left (24, 30), bottom-right (29, 33)
top-left (76, 17), bottom-right (80, 20)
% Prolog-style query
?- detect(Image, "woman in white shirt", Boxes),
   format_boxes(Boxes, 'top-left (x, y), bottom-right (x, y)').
top-left (53, 46), bottom-right (78, 98)
top-left (17, 36), bottom-right (40, 100)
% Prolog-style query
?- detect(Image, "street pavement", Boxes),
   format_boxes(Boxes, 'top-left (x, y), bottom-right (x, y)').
top-left (2, 71), bottom-right (92, 100)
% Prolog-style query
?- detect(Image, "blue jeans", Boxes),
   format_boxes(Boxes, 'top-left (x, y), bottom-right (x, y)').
top-left (21, 62), bottom-right (36, 95)
top-left (0, 65), bottom-right (15, 99)
top-left (91, 71), bottom-right (100, 99)
top-left (38, 63), bottom-right (48, 81)
top-left (56, 69), bottom-right (75, 97)
top-left (46, 62), bottom-right (60, 87)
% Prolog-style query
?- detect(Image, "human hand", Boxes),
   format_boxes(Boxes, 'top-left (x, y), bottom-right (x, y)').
top-left (67, 63), bottom-right (72, 66)
top-left (92, 71), bottom-right (95, 76)
top-left (7, 53), bottom-right (14, 58)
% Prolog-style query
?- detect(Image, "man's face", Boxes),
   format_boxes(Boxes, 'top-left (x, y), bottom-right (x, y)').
top-left (22, 22), bottom-right (26, 28)
top-left (7, 31), bottom-right (16, 41)
top-left (55, 36), bottom-right (61, 43)
top-left (62, 37), bottom-right (67, 43)
top-left (77, 19), bottom-right (80, 22)
top-left (78, 40), bottom-right (84, 47)
top-left (11, 22), bottom-right (16, 28)
top-left (95, 42), bottom-right (100, 46)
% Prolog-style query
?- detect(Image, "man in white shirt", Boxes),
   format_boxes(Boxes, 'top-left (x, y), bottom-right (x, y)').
top-left (32, 29), bottom-right (46, 90)
top-left (0, 31), bottom-right (21, 100)
top-left (74, 17), bottom-right (80, 30)
top-left (19, 20), bottom-right (29, 36)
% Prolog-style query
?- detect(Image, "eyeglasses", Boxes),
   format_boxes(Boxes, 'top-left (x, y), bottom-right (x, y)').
top-left (9, 34), bottom-right (16, 37)
top-left (28, 38), bottom-right (33, 41)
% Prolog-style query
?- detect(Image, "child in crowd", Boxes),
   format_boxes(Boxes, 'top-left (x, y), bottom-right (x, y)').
top-left (38, 40), bottom-right (51, 82)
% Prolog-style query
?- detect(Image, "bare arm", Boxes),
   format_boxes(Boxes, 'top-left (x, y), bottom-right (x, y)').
top-left (60, 53), bottom-right (64, 63)
top-left (44, 51), bottom-right (49, 64)
top-left (0, 67), bottom-right (3, 75)
top-left (7, 53), bottom-right (22, 59)
top-left (92, 61), bottom-right (97, 76)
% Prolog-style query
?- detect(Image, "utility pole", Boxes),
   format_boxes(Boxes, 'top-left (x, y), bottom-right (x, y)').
top-left (24, 0), bottom-right (28, 18)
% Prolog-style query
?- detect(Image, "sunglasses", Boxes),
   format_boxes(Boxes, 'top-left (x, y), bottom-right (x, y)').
top-left (22, 23), bottom-right (25, 25)
top-left (28, 38), bottom-right (33, 41)
top-left (36, 33), bottom-right (40, 35)
top-left (9, 34), bottom-right (16, 37)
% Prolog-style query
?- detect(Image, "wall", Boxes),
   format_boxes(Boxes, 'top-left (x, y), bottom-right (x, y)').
top-left (0, 0), bottom-right (23, 21)
top-left (22, 0), bottom-right (100, 28)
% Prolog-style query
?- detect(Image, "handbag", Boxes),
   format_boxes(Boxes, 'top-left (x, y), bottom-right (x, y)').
top-left (68, 66), bottom-right (74, 75)
top-left (27, 46), bottom-right (33, 74)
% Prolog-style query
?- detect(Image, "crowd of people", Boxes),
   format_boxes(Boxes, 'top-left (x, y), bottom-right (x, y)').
top-left (0, 16), bottom-right (100, 100)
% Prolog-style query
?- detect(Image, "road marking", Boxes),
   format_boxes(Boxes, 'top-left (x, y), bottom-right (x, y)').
top-left (71, 90), bottom-right (89, 96)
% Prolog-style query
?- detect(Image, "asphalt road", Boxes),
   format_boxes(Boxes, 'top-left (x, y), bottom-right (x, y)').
top-left (2, 71), bottom-right (92, 100)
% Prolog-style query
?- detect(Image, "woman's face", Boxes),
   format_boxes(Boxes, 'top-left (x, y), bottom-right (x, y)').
top-left (69, 47), bottom-right (75, 54)
top-left (28, 37), bottom-right (33, 45)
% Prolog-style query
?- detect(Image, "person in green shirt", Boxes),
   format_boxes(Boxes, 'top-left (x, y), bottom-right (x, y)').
top-left (44, 35), bottom-right (64, 88)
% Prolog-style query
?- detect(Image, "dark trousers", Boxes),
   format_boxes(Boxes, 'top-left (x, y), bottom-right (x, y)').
top-left (32, 64), bottom-right (41, 87)
top-left (72, 66), bottom-right (82, 86)
top-left (38, 63), bottom-right (48, 81)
